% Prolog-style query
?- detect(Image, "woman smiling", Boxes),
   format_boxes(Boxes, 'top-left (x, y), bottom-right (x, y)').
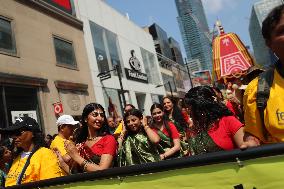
top-left (65, 103), bottom-right (117, 173)
top-left (150, 103), bottom-right (181, 160)
top-left (118, 109), bottom-right (160, 166)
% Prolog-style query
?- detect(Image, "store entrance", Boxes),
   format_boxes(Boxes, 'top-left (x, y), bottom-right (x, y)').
top-left (0, 86), bottom-right (40, 128)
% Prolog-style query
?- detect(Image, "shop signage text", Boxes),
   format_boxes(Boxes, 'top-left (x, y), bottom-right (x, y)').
top-left (125, 68), bottom-right (148, 83)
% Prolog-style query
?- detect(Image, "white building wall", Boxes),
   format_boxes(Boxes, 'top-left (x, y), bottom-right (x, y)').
top-left (74, 0), bottom-right (165, 115)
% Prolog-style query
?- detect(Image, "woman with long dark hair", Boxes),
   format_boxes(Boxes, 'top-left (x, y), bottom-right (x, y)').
top-left (2, 117), bottom-right (63, 187)
top-left (184, 86), bottom-right (244, 155)
top-left (150, 103), bottom-right (181, 159)
top-left (163, 96), bottom-right (188, 135)
top-left (118, 109), bottom-right (160, 166)
top-left (65, 103), bottom-right (117, 172)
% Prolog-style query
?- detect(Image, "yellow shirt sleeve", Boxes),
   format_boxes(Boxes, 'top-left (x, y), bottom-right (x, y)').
top-left (243, 77), bottom-right (266, 142)
top-left (50, 135), bottom-right (67, 156)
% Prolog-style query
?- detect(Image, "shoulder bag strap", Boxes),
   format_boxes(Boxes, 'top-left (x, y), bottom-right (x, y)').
top-left (256, 68), bottom-right (274, 141)
top-left (16, 146), bottom-right (38, 185)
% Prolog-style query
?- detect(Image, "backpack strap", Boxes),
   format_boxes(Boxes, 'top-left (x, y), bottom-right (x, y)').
top-left (256, 68), bottom-right (274, 141)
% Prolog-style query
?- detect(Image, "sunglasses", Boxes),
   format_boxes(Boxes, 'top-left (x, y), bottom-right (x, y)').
top-left (90, 111), bottom-right (104, 118)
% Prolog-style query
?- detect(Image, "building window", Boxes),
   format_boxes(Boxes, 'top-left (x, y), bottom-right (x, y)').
top-left (0, 16), bottom-right (16, 55)
top-left (161, 73), bottom-right (177, 93)
top-left (140, 47), bottom-right (160, 85)
top-left (103, 88), bottom-right (123, 117)
top-left (53, 36), bottom-right (77, 68)
top-left (105, 30), bottom-right (122, 74)
top-left (89, 21), bottom-right (123, 75)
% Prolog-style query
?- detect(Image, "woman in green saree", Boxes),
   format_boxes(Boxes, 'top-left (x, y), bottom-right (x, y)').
top-left (118, 109), bottom-right (160, 166)
top-left (150, 103), bottom-right (181, 160)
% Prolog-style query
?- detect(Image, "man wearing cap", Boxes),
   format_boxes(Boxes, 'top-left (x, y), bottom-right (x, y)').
top-left (50, 115), bottom-right (78, 173)
top-left (1, 116), bottom-right (63, 186)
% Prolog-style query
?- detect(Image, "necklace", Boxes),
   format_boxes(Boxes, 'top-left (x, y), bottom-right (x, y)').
top-left (87, 136), bottom-right (99, 141)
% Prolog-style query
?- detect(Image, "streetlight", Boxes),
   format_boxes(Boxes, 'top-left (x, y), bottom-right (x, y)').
top-left (97, 65), bottom-right (127, 107)
top-left (156, 81), bottom-right (173, 97)
top-left (184, 58), bottom-right (193, 88)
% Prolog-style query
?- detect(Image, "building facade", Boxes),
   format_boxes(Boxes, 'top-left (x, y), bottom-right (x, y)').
top-left (73, 0), bottom-right (165, 116)
top-left (145, 23), bottom-right (189, 98)
top-left (186, 59), bottom-right (202, 73)
top-left (147, 23), bottom-right (173, 61)
top-left (168, 37), bottom-right (184, 65)
top-left (175, 0), bottom-right (212, 71)
top-left (249, 0), bottom-right (283, 68)
top-left (0, 0), bottom-right (95, 134)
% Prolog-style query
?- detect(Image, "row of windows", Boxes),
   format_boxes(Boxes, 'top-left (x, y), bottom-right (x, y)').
top-left (0, 16), bottom-right (77, 68)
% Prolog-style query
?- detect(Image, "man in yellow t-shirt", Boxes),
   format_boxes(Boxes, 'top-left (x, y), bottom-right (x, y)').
top-left (242, 5), bottom-right (284, 147)
top-left (5, 148), bottom-right (63, 186)
top-left (0, 116), bottom-right (64, 187)
top-left (50, 115), bottom-right (79, 173)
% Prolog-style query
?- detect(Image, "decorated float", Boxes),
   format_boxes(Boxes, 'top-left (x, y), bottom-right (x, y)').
top-left (212, 21), bottom-right (254, 83)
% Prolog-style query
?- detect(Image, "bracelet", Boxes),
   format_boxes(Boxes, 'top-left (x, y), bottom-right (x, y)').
top-left (81, 159), bottom-right (88, 168)
top-left (83, 162), bottom-right (89, 172)
top-left (144, 125), bottom-right (150, 130)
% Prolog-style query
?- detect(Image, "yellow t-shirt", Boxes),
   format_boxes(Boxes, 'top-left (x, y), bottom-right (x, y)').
top-left (243, 69), bottom-right (284, 143)
top-left (114, 122), bottom-right (123, 135)
top-left (50, 135), bottom-right (67, 156)
top-left (5, 147), bottom-right (63, 187)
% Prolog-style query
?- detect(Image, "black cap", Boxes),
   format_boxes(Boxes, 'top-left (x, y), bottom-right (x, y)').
top-left (0, 116), bottom-right (40, 133)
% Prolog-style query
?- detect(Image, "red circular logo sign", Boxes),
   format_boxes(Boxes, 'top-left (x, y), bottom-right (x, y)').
top-left (53, 103), bottom-right (63, 114)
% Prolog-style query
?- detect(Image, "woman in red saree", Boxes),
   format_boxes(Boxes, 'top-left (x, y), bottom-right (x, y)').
top-left (184, 86), bottom-right (244, 155)
top-left (65, 103), bottom-right (117, 173)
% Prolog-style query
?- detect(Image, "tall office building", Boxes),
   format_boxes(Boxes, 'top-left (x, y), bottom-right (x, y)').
top-left (249, 0), bottom-right (283, 68)
top-left (175, 0), bottom-right (212, 71)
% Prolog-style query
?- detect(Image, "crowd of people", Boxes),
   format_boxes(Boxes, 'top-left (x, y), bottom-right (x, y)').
top-left (0, 4), bottom-right (283, 188)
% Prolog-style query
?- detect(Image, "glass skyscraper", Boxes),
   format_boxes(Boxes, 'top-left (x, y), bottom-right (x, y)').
top-left (249, 0), bottom-right (283, 68)
top-left (175, 0), bottom-right (212, 71)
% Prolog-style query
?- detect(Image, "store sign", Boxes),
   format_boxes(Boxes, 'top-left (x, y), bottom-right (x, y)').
top-left (129, 50), bottom-right (141, 71)
top-left (126, 50), bottom-right (148, 83)
top-left (45, 0), bottom-right (72, 14)
top-left (53, 102), bottom-right (63, 114)
top-left (125, 68), bottom-right (148, 83)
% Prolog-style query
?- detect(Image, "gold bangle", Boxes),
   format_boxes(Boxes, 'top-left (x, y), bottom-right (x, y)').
top-left (81, 159), bottom-right (88, 167)
top-left (83, 162), bottom-right (89, 171)
top-left (144, 125), bottom-right (150, 130)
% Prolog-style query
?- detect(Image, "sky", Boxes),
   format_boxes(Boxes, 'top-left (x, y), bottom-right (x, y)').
top-left (105, 0), bottom-right (260, 56)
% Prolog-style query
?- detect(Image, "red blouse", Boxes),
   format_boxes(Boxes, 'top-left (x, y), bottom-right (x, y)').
top-left (153, 122), bottom-right (180, 139)
top-left (208, 116), bottom-right (243, 150)
top-left (90, 135), bottom-right (117, 157)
